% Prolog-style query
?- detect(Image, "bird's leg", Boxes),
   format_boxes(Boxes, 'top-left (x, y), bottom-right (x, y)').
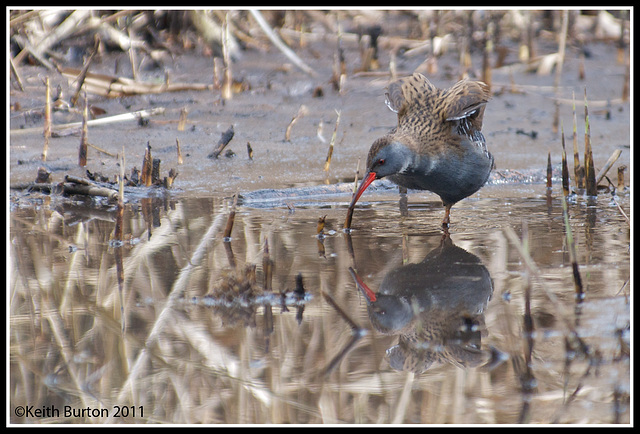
top-left (441, 204), bottom-right (451, 230)
top-left (398, 186), bottom-right (408, 216)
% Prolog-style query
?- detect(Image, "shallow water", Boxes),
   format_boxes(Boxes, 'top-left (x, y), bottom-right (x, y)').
top-left (9, 184), bottom-right (630, 424)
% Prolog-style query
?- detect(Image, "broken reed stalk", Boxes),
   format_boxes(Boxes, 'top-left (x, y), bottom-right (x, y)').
top-left (223, 194), bottom-right (238, 240)
top-left (208, 125), bottom-right (235, 158)
top-left (561, 124), bottom-right (570, 196)
top-left (583, 88), bottom-right (597, 196)
top-left (595, 149), bottom-right (622, 186)
top-left (617, 165), bottom-right (627, 191)
top-left (141, 141), bottom-right (153, 186)
top-left (561, 195), bottom-right (585, 301)
top-left (323, 109), bottom-right (341, 172)
top-left (572, 92), bottom-right (584, 190)
top-left (164, 168), bottom-right (178, 189)
top-left (78, 93), bottom-right (88, 167)
top-left (176, 139), bottom-right (183, 164)
top-left (42, 76), bottom-right (51, 161)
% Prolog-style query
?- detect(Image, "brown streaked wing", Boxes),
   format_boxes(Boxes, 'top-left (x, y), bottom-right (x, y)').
top-left (442, 80), bottom-right (491, 124)
top-left (385, 73), bottom-right (438, 120)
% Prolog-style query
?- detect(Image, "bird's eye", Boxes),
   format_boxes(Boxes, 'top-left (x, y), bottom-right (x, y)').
top-left (378, 158), bottom-right (385, 166)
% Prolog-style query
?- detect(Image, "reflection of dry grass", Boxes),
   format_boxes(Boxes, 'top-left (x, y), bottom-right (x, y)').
top-left (9, 193), bottom-right (629, 425)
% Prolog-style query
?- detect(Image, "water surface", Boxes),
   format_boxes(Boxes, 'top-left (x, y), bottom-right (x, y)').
top-left (9, 184), bottom-right (630, 424)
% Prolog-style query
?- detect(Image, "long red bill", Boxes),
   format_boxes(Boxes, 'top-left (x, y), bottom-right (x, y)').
top-left (348, 267), bottom-right (377, 302)
top-left (349, 171), bottom-right (377, 208)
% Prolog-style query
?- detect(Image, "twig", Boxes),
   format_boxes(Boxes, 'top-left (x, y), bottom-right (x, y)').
top-left (595, 149), bottom-right (622, 186)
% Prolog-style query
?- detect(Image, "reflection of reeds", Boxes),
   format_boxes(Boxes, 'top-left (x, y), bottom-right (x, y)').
top-left (9, 193), bottom-right (630, 424)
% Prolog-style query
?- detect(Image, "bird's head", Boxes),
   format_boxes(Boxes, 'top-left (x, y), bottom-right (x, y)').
top-left (349, 137), bottom-right (414, 208)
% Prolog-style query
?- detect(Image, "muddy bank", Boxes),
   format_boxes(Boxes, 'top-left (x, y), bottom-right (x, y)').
top-left (9, 10), bottom-right (631, 204)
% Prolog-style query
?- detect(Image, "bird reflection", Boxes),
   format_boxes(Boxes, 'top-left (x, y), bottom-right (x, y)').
top-left (350, 234), bottom-right (494, 373)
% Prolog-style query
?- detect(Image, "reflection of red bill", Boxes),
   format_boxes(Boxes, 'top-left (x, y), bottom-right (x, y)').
top-left (348, 267), bottom-right (377, 302)
top-left (349, 171), bottom-right (377, 208)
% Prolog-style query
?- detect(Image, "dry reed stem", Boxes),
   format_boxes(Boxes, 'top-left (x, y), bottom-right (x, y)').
top-left (221, 13), bottom-right (233, 101)
top-left (552, 10), bottom-right (569, 134)
top-left (141, 142), bottom-right (153, 186)
top-left (250, 10), bottom-right (317, 77)
top-left (11, 107), bottom-right (167, 137)
top-left (42, 76), bottom-right (51, 162)
top-left (616, 165), bottom-right (626, 191)
top-left (70, 36), bottom-right (99, 107)
top-left (583, 89), bottom-right (597, 196)
top-left (176, 139), bottom-right (183, 165)
top-left (78, 93), bottom-right (89, 167)
top-left (284, 105), bottom-right (308, 142)
top-left (323, 109), bottom-right (341, 172)
top-left (571, 92), bottom-right (584, 190)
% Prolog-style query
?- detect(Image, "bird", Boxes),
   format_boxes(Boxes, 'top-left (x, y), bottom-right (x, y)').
top-left (348, 234), bottom-right (494, 373)
top-left (346, 73), bottom-right (493, 230)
